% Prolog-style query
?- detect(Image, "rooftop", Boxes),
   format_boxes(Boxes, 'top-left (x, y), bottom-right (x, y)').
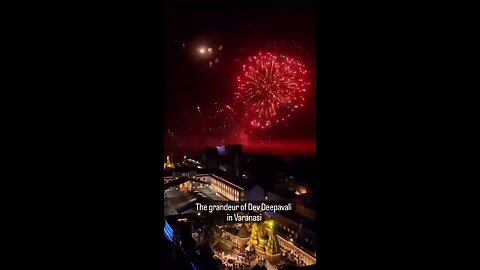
top-left (172, 165), bottom-right (197, 173)
top-left (266, 210), bottom-right (316, 232)
top-left (237, 223), bottom-right (249, 238)
top-left (197, 168), bottom-right (253, 190)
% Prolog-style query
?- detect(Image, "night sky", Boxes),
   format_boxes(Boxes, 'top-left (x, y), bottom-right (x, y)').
top-left (164, 8), bottom-right (316, 157)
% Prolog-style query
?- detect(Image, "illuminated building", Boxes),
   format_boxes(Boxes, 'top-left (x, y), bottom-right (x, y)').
top-left (164, 155), bottom-right (174, 169)
top-left (249, 223), bottom-right (259, 249)
top-left (166, 165), bottom-right (249, 202)
top-left (164, 166), bottom-right (247, 201)
top-left (223, 223), bottom-right (250, 250)
top-left (172, 165), bottom-right (197, 180)
top-left (164, 167), bottom-right (316, 252)
top-left (286, 177), bottom-right (310, 196)
top-left (179, 181), bottom-right (193, 191)
top-left (248, 220), bottom-right (281, 264)
top-left (276, 235), bottom-right (316, 266)
top-left (163, 167), bottom-right (317, 267)
top-left (195, 170), bottom-right (246, 202)
top-left (266, 220), bottom-right (281, 255)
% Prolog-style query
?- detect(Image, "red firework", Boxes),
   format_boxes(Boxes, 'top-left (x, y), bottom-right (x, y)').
top-left (235, 52), bottom-right (309, 129)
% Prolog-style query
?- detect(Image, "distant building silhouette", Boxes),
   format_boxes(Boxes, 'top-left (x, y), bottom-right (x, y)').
top-left (202, 144), bottom-right (243, 177)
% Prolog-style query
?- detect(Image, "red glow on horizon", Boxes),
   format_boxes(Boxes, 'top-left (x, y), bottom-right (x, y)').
top-left (243, 140), bottom-right (316, 156)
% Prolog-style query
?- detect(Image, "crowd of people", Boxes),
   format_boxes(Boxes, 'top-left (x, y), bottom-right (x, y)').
top-left (212, 229), bottom-right (315, 269)
top-left (283, 250), bottom-right (308, 266)
top-left (215, 250), bottom-right (251, 270)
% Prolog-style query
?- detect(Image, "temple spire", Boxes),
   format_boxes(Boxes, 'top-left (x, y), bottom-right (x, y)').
top-left (266, 220), bottom-right (280, 255)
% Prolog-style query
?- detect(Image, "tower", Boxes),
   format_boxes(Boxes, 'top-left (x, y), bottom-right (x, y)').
top-left (258, 233), bottom-right (268, 252)
top-left (165, 155), bottom-right (174, 169)
top-left (265, 221), bottom-right (280, 255)
top-left (250, 223), bottom-right (259, 247)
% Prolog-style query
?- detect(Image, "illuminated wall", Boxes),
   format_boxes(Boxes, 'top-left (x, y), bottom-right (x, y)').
top-left (196, 174), bottom-right (244, 202)
top-left (277, 235), bottom-right (316, 266)
top-left (211, 177), bottom-right (242, 201)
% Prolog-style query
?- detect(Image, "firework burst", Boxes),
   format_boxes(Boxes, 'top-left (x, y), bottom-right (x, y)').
top-left (235, 52), bottom-right (310, 129)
